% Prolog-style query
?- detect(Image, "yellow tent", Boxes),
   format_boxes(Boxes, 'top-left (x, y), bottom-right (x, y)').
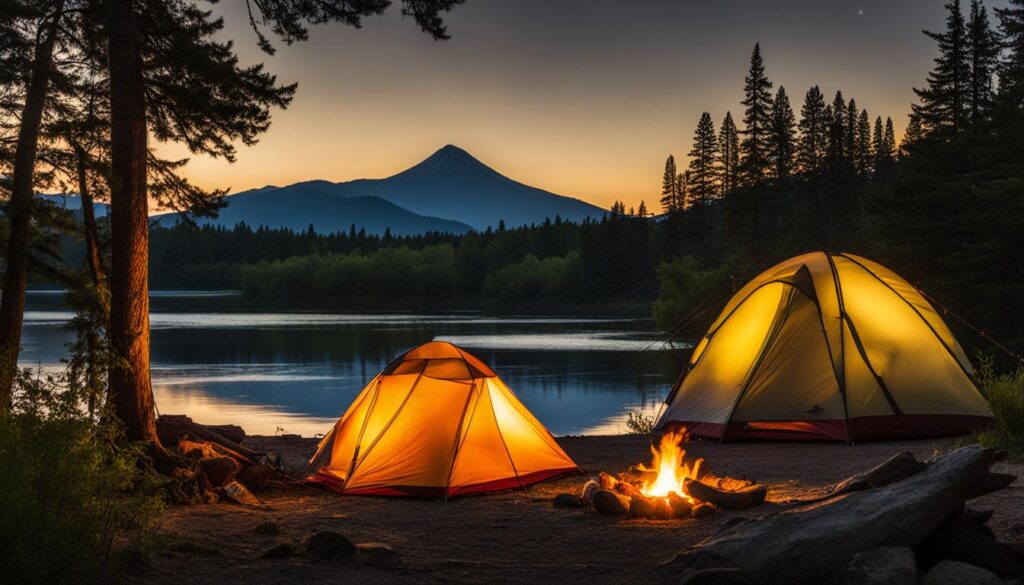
top-left (306, 341), bottom-right (579, 497)
top-left (656, 251), bottom-right (993, 442)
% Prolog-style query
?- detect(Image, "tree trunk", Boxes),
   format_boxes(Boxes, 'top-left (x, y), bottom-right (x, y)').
top-left (106, 0), bottom-right (159, 446)
top-left (0, 2), bottom-right (65, 412)
top-left (76, 145), bottom-right (107, 287)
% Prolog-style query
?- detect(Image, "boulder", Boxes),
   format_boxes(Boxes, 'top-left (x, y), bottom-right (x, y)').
top-left (304, 530), bottom-right (356, 561)
top-left (844, 547), bottom-right (916, 585)
top-left (238, 462), bottom-right (276, 488)
top-left (922, 561), bottom-right (1002, 585)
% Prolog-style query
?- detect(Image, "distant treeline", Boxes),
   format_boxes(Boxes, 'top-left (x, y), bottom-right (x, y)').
top-left (145, 214), bottom-right (657, 310)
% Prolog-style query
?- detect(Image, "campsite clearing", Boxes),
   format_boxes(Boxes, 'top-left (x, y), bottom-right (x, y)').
top-left (136, 435), bottom-right (1024, 585)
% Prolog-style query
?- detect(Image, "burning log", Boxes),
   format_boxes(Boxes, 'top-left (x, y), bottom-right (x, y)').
top-left (690, 502), bottom-right (718, 519)
top-left (663, 445), bottom-right (1016, 585)
top-left (667, 492), bottom-right (693, 518)
top-left (629, 494), bottom-right (673, 519)
top-left (684, 479), bottom-right (757, 511)
top-left (581, 480), bottom-right (631, 515)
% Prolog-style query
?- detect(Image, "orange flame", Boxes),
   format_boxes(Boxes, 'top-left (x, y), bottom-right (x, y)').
top-left (639, 429), bottom-right (701, 502)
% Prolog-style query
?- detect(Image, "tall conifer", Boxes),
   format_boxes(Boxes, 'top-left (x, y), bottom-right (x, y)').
top-left (718, 111), bottom-right (740, 196)
top-left (738, 43), bottom-right (774, 185)
top-left (968, 0), bottom-right (998, 130)
top-left (856, 109), bottom-right (872, 174)
top-left (769, 86), bottom-right (796, 181)
top-left (661, 155), bottom-right (679, 213)
top-left (687, 113), bottom-right (720, 206)
top-left (796, 85), bottom-right (828, 175)
top-left (913, 0), bottom-right (970, 136)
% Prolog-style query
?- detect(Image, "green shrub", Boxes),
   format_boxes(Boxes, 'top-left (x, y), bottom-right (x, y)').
top-left (623, 411), bottom-right (657, 435)
top-left (0, 371), bottom-right (165, 585)
top-left (975, 358), bottom-right (1024, 460)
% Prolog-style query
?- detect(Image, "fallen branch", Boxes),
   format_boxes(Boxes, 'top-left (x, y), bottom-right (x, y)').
top-left (783, 451), bottom-right (926, 506)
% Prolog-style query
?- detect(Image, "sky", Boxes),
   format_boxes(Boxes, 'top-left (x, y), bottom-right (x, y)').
top-left (158, 0), bottom-right (1006, 212)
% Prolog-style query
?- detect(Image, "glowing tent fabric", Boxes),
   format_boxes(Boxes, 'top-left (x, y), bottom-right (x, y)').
top-left (656, 251), bottom-right (993, 442)
top-left (306, 341), bottom-right (579, 497)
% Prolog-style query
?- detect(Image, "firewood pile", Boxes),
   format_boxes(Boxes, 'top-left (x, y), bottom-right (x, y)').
top-left (558, 469), bottom-right (768, 520)
top-left (156, 414), bottom-right (285, 505)
top-left (662, 445), bottom-right (1022, 585)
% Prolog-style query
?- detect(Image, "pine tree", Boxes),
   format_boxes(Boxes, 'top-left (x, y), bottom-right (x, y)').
top-left (687, 112), bottom-right (720, 206)
top-left (856, 109), bottom-right (872, 174)
top-left (913, 0), bottom-right (970, 136)
top-left (845, 99), bottom-right (859, 166)
top-left (884, 117), bottom-right (897, 158)
top-left (872, 116), bottom-right (887, 171)
top-left (825, 91), bottom-right (848, 172)
top-left (967, 0), bottom-right (998, 130)
top-left (901, 114), bottom-right (925, 157)
top-left (718, 111), bottom-right (740, 196)
top-left (0, 1), bottom-right (68, 406)
top-left (738, 43), bottom-right (774, 185)
top-left (637, 200), bottom-right (648, 218)
top-left (796, 85), bottom-right (828, 175)
top-left (661, 155), bottom-right (679, 213)
top-left (769, 86), bottom-right (796, 181)
top-left (100, 0), bottom-right (462, 447)
top-left (675, 172), bottom-right (687, 206)
top-left (996, 0), bottom-right (1024, 110)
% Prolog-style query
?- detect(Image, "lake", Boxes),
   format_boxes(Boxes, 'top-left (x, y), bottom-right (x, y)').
top-left (19, 291), bottom-right (688, 437)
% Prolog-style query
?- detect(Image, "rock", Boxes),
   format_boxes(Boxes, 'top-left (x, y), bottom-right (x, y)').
top-left (304, 530), bottom-right (356, 561)
top-left (260, 542), bottom-right (296, 559)
top-left (221, 481), bottom-right (260, 506)
top-left (254, 521), bottom-right (280, 536)
top-left (357, 542), bottom-right (398, 567)
top-left (238, 463), bottom-right (276, 487)
top-left (678, 567), bottom-right (758, 584)
top-left (922, 561), bottom-right (1002, 585)
top-left (200, 457), bottom-right (240, 487)
top-left (844, 546), bottom-right (916, 585)
top-left (591, 489), bottom-right (630, 515)
top-left (553, 493), bottom-right (585, 509)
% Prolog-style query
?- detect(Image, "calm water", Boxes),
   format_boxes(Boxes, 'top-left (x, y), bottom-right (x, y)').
top-left (19, 291), bottom-right (688, 436)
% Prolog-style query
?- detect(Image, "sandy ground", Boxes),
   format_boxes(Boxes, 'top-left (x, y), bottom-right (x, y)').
top-left (136, 435), bottom-right (1024, 585)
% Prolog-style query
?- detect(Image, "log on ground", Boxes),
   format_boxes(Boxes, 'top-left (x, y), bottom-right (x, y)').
top-left (662, 445), bottom-right (1015, 585)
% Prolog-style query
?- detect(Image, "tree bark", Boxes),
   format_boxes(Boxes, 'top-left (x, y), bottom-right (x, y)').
top-left (106, 0), bottom-right (159, 446)
top-left (0, 2), bottom-right (65, 412)
top-left (75, 144), bottom-right (107, 287)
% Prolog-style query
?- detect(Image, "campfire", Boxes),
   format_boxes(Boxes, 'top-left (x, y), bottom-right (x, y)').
top-left (559, 429), bottom-right (767, 519)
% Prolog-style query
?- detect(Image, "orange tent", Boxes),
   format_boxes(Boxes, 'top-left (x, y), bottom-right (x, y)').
top-left (306, 341), bottom-right (579, 497)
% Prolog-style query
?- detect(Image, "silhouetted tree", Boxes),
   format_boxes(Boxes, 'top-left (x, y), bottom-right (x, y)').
top-left (796, 85), bottom-right (828, 175)
top-left (718, 111), bottom-right (740, 195)
top-left (0, 1), bottom-right (67, 408)
top-left (856, 109), bottom-right (872, 174)
top-left (968, 0), bottom-right (998, 130)
top-left (913, 0), bottom-right (970, 137)
top-left (738, 43), bottom-right (773, 185)
top-left (769, 86), bottom-right (796, 181)
top-left (661, 154), bottom-right (680, 213)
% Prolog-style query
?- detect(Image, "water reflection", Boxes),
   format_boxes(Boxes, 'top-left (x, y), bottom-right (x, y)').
top-left (20, 291), bottom-right (688, 436)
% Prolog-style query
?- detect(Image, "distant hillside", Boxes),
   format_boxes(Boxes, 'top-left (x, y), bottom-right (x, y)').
top-left (331, 145), bottom-right (606, 229)
top-left (38, 194), bottom-right (109, 216)
top-left (154, 182), bottom-right (472, 236)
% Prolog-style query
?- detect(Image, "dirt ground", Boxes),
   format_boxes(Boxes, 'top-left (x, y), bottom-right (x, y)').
top-left (137, 435), bottom-right (1024, 585)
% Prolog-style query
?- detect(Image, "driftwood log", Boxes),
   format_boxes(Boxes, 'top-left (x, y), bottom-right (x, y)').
top-left (157, 414), bottom-right (265, 464)
top-left (663, 445), bottom-right (1015, 585)
top-left (783, 451), bottom-right (928, 506)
